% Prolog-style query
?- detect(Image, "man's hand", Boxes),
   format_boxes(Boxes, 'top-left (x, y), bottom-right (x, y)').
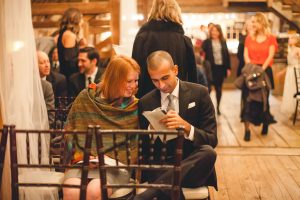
top-left (160, 110), bottom-right (191, 136)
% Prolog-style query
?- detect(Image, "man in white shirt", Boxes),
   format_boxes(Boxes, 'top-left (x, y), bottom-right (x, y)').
top-left (68, 47), bottom-right (103, 97)
top-left (136, 50), bottom-right (217, 200)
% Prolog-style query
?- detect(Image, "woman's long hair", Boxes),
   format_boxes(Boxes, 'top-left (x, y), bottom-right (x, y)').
top-left (99, 55), bottom-right (140, 100)
top-left (209, 24), bottom-right (225, 41)
top-left (59, 8), bottom-right (82, 34)
top-left (148, 0), bottom-right (183, 24)
top-left (253, 12), bottom-right (271, 37)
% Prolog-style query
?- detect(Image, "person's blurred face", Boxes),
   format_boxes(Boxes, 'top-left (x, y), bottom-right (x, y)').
top-left (120, 70), bottom-right (139, 98)
top-left (251, 16), bottom-right (262, 33)
top-left (289, 36), bottom-right (297, 46)
top-left (210, 27), bottom-right (220, 40)
top-left (52, 48), bottom-right (59, 62)
top-left (38, 52), bottom-right (50, 78)
top-left (78, 52), bottom-right (95, 74)
top-left (148, 60), bottom-right (178, 94)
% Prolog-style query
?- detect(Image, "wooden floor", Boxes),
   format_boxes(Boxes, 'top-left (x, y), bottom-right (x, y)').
top-left (210, 89), bottom-right (300, 200)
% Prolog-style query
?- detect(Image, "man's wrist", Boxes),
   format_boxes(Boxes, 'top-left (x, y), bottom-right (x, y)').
top-left (183, 121), bottom-right (191, 136)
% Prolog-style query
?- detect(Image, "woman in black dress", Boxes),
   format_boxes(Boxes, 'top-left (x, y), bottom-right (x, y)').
top-left (57, 8), bottom-right (83, 80)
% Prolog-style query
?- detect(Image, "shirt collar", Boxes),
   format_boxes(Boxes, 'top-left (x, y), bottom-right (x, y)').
top-left (85, 67), bottom-right (98, 81)
top-left (160, 78), bottom-right (179, 102)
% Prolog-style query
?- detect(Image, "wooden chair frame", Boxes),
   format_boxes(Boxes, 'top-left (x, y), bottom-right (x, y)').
top-left (293, 67), bottom-right (300, 124)
top-left (95, 127), bottom-right (185, 200)
top-left (0, 125), bottom-right (9, 189)
top-left (9, 125), bottom-right (96, 200)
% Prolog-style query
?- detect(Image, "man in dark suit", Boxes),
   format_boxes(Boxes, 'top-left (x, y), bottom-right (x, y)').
top-left (46, 71), bottom-right (68, 98)
top-left (135, 51), bottom-right (217, 200)
top-left (37, 51), bottom-right (68, 100)
top-left (68, 47), bottom-right (103, 97)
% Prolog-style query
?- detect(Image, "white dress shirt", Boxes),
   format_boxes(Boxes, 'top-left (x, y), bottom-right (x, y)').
top-left (85, 67), bottom-right (98, 87)
top-left (160, 79), bottom-right (195, 141)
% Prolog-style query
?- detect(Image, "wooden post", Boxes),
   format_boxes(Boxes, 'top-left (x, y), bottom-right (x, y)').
top-left (83, 15), bottom-right (93, 44)
top-left (110, 0), bottom-right (120, 45)
top-left (267, 0), bottom-right (273, 7)
top-left (223, 0), bottom-right (229, 7)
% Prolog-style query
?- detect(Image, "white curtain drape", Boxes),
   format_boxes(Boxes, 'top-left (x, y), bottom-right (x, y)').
top-left (0, 0), bottom-right (51, 199)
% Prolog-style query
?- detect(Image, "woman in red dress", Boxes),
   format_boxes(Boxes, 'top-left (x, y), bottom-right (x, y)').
top-left (243, 12), bottom-right (278, 141)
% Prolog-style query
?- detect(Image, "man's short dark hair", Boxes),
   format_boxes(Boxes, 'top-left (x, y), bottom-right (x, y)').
top-left (79, 47), bottom-right (100, 65)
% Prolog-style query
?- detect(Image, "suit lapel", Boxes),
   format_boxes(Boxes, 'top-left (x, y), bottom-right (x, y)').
top-left (149, 89), bottom-right (161, 110)
top-left (95, 68), bottom-right (102, 83)
top-left (79, 74), bottom-right (85, 90)
top-left (179, 81), bottom-right (191, 118)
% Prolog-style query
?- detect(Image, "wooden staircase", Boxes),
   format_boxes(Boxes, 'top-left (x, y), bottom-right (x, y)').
top-left (223, 0), bottom-right (300, 32)
top-left (270, 0), bottom-right (300, 32)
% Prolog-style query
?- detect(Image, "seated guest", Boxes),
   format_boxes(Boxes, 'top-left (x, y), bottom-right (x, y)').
top-left (68, 47), bottom-right (103, 97)
top-left (50, 47), bottom-right (60, 73)
top-left (135, 50), bottom-right (217, 200)
top-left (41, 79), bottom-right (55, 127)
top-left (63, 55), bottom-right (140, 200)
top-left (37, 51), bottom-right (68, 101)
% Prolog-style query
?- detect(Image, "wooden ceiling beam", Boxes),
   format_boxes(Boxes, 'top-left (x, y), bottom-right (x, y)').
top-left (31, 2), bottom-right (109, 16)
top-left (177, 0), bottom-right (222, 7)
top-left (89, 19), bottom-right (110, 27)
top-left (89, 26), bottom-right (111, 34)
top-left (33, 19), bottom-right (110, 29)
top-left (33, 20), bottom-right (59, 28)
top-left (179, 6), bottom-right (268, 13)
top-left (110, 0), bottom-right (120, 44)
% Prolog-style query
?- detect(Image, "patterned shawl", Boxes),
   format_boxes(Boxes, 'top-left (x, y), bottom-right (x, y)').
top-left (65, 86), bottom-right (138, 163)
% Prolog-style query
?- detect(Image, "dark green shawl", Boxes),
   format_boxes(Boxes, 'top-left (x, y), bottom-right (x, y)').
top-left (65, 86), bottom-right (138, 163)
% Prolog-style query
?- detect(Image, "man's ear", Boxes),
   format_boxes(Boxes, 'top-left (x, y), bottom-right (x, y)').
top-left (173, 65), bottom-right (179, 75)
top-left (91, 58), bottom-right (97, 66)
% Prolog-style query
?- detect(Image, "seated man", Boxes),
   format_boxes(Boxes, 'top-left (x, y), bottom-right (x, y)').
top-left (37, 51), bottom-right (68, 101)
top-left (136, 50), bottom-right (218, 200)
top-left (68, 47), bottom-right (103, 97)
top-left (37, 51), bottom-right (56, 126)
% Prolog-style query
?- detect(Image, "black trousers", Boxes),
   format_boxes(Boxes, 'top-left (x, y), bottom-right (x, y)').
top-left (135, 138), bottom-right (217, 200)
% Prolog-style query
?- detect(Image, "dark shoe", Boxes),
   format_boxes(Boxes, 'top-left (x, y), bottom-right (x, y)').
top-left (244, 130), bottom-right (250, 141)
top-left (261, 124), bottom-right (268, 135)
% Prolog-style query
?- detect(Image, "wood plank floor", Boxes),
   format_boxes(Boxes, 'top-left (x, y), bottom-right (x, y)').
top-left (210, 89), bottom-right (300, 200)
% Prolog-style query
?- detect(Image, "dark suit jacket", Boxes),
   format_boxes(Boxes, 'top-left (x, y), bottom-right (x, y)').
top-left (46, 71), bottom-right (67, 98)
top-left (139, 81), bottom-right (217, 152)
top-left (41, 79), bottom-right (55, 126)
top-left (139, 81), bottom-right (218, 189)
top-left (132, 20), bottom-right (198, 98)
top-left (68, 68), bottom-right (102, 97)
top-left (202, 39), bottom-right (231, 77)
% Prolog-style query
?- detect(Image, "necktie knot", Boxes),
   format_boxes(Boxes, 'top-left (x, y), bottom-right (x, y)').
top-left (87, 77), bottom-right (92, 85)
top-left (166, 94), bottom-right (175, 111)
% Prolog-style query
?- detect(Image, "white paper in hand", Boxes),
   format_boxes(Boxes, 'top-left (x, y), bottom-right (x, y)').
top-left (142, 107), bottom-right (168, 130)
